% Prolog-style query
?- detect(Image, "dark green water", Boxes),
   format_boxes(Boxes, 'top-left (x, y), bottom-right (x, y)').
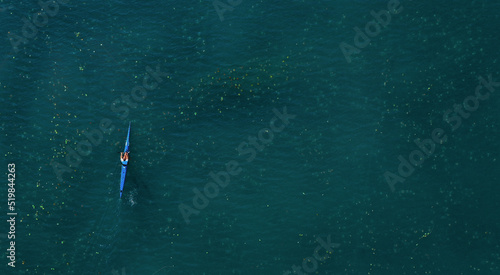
top-left (1, 0), bottom-right (500, 274)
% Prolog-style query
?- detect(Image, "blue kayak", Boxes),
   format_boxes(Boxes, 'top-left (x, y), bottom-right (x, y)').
top-left (119, 123), bottom-right (131, 198)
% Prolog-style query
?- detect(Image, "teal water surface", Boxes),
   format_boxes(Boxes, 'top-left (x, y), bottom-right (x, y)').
top-left (1, 0), bottom-right (500, 274)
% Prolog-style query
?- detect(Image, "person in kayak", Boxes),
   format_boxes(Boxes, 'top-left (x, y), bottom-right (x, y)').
top-left (120, 152), bottom-right (129, 166)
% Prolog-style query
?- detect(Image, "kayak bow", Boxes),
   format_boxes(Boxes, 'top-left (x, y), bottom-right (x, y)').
top-left (119, 123), bottom-right (131, 198)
